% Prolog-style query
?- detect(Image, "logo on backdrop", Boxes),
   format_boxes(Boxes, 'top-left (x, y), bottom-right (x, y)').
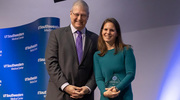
top-left (3, 63), bottom-right (24, 70)
top-left (25, 44), bottom-right (38, 52)
top-left (3, 93), bottom-right (24, 100)
top-left (4, 33), bottom-right (24, 40)
top-left (38, 25), bottom-right (59, 32)
top-left (25, 76), bottom-right (38, 84)
top-left (38, 58), bottom-right (46, 64)
top-left (37, 90), bottom-right (46, 98)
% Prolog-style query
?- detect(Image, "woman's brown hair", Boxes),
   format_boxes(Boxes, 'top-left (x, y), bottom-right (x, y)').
top-left (98, 18), bottom-right (129, 56)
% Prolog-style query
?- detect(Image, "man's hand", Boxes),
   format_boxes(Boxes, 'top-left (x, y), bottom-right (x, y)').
top-left (70, 86), bottom-right (90, 99)
top-left (64, 85), bottom-right (90, 99)
top-left (103, 87), bottom-right (120, 98)
top-left (64, 85), bottom-right (83, 99)
top-left (79, 86), bottom-right (90, 95)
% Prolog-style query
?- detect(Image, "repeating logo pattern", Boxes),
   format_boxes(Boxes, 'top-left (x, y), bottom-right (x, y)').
top-left (0, 17), bottom-right (60, 100)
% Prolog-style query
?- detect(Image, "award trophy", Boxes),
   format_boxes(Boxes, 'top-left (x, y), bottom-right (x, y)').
top-left (105, 74), bottom-right (120, 88)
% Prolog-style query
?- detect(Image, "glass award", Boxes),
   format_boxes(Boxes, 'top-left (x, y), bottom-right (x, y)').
top-left (105, 74), bottom-right (120, 88)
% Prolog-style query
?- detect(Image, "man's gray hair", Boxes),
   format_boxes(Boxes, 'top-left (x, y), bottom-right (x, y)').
top-left (71, 0), bottom-right (89, 15)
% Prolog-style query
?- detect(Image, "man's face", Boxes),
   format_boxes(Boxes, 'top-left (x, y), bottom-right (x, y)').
top-left (70, 5), bottom-right (88, 30)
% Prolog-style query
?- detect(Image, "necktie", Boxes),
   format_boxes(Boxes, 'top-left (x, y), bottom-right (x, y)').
top-left (76, 31), bottom-right (83, 64)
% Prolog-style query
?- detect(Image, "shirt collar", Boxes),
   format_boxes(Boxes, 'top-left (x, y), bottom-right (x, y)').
top-left (70, 24), bottom-right (86, 34)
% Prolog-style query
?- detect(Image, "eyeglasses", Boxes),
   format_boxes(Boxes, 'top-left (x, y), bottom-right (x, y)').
top-left (71, 12), bottom-right (88, 18)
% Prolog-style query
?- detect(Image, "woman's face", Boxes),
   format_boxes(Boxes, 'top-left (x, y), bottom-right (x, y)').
top-left (102, 22), bottom-right (118, 45)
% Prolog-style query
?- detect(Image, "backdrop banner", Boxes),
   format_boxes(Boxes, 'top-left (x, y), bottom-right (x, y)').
top-left (0, 17), bottom-right (60, 100)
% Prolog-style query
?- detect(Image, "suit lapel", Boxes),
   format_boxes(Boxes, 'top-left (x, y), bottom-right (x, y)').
top-left (81, 30), bottom-right (92, 63)
top-left (65, 26), bottom-right (79, 63)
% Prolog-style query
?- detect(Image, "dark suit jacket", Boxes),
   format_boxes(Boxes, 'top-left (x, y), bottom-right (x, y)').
top-left (45, 26), bottom-right (98, 100)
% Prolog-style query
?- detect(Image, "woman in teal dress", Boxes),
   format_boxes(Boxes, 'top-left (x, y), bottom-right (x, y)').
top-left (93, 18), bottom-right (136, 100)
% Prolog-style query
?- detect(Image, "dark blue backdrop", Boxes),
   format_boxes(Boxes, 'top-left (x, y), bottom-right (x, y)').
top-left (0, 17), bottom-right (60, 100)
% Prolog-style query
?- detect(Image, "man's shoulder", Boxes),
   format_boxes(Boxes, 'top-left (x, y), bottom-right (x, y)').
top-left (52, 26), bottom-right (70, 33)
top-left (49, 26), bottom-right (71, 38)
top-left (86, 30), bottom-right (98, 39)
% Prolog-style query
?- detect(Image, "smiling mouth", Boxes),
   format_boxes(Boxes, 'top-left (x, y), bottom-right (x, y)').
top-left (104, 35), bottom-right (112, 38)
top-left (75, 21), bottom-right (82, 24)
top-left (104, 37), bottom-right (112, 40)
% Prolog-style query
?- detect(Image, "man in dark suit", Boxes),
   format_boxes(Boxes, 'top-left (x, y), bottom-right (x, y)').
top-left (45, 0), bottom-right (98, 100)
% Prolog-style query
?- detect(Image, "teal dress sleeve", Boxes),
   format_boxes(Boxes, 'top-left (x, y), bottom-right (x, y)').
top-left (116, 47), bottom-right (136, 91)
top-left (93, 52), bottom-right (109, 100)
